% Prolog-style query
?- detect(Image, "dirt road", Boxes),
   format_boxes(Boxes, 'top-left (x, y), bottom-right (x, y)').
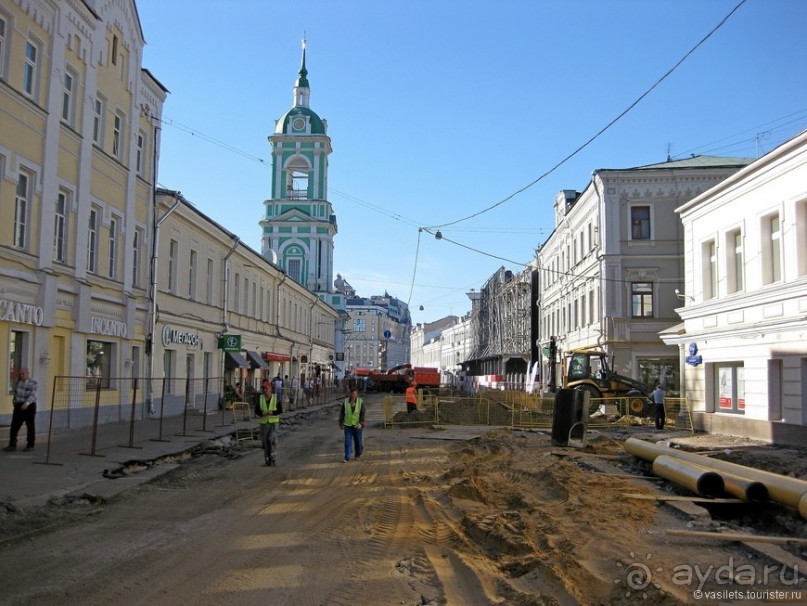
top-left (0, 395), bottom-right (804, 605)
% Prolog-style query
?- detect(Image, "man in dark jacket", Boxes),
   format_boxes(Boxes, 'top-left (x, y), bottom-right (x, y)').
top-left (4, 368), bottom-right (38, 452)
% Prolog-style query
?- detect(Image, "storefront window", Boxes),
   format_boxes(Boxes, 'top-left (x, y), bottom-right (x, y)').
top-left (715, 363), bottom-right (745, 414)
top-left (637, 357), bottom-right (679, 397)
top-left (86, 339), bottom-right (111, 389)
top-left (9, 330), bottom-right (26, 393)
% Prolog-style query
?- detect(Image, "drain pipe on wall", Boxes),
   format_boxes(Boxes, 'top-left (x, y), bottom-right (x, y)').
top-left (221, 237), bottom-right (240, 335)
top-left (145, 191), bottom-right (182, 415)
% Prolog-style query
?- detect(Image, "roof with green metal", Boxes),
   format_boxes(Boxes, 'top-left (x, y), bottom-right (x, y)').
top-left (274, 106), bottom-right (326, 135)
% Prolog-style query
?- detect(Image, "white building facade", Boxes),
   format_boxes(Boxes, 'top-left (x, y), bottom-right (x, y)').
top-left (662, 131), bottom-right (807, 445)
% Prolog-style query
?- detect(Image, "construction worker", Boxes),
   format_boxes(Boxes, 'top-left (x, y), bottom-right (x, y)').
top-left (339, 388), bottom-right (365, 462)
top-left (405, 381), bottom-right (418, 414)
top-left (256, 379), bottom-right (282, 466)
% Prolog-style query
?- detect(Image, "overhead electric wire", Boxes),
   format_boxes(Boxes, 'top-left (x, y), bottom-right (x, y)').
top-left (426, 0), bottom-right (749, 231)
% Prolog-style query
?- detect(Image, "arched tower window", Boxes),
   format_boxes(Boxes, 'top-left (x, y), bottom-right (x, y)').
top-left (285, 157), bottom-right (310, 200)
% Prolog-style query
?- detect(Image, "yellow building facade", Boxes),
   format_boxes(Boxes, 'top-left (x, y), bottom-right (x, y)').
top-left (0, 0), bottom-right (166, 422)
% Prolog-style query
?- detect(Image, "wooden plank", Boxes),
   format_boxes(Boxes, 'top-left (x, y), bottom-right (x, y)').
top-left (665, 529), bottom-right (807, 544)
top-left (624, 493), bottom-right (744, 504)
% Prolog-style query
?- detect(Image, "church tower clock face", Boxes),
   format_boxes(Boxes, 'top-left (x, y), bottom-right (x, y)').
top-left (261, 39), bottom-right (336, 298)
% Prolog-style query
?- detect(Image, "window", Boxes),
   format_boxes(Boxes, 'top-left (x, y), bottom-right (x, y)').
top-left (132, 228), bottom-right (143, 287)
top-left (61, 68), bottom-right (77, 125)
top-left (242, 276), bottom-right (248, 314)
top-left (93, 96), bottom-right (105, 145)
top-left (112, 112), bottom-right (124, 159)
top-left (798, 201), bottom-right (807, 277)
top-left (86, 340), bottom-right (112, 389)
top-left (23, 40), bottom-right (38, 98)
top-left (111, 34), bottom-right (118, 65)
top-left (107, 217), bottom-right (118, 278)
top-left (87, 207), bottom-right (99, 273)
top-left (233, 272), bottom-right (240, 311)
top-left (54, 190), bottom-right (69, 263)
top-left (630, 205), bottom-right (651, 240)
top-left (188, 250), bottom-right (197, 300)
top-left (136, 131), bottom-right (145, 175)
top-left (762, 213), bottom-right (782, 284)
top-left (168, 240), bottom-right (178, 292)
top-left (8, 330), bottom-right (28, 393)
top-left (287, 258), bottom-right (302, 283)
top-left (0, 15), bottom-right (7, 80)
top-left (726, 229), bottom-right (743, 294)
top-left (715, 363), bottom-right (745, 414)
top-left (13, 171), bottom-right (31, 250)
top-left (631, 282), bottom-right (653, 317)
top-left (702, 240), bottom-right (717, 299)
top-left (206, 258), bottom-right (214, 305)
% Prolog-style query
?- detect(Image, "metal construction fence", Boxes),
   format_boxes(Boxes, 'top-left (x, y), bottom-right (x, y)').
top-left (383, 388), bottom-right (694, 433)
top-left (39, 376), bottom-right (341, 464)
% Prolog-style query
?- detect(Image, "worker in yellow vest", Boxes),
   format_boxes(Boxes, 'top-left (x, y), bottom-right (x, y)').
top-left (256, 379), bottom-right (282, 466)
top-left (339, 388), bottom-right (365, 462)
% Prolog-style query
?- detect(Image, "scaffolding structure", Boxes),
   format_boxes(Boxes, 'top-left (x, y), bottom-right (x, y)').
top-left (466, 266), bottom-right (532, 380)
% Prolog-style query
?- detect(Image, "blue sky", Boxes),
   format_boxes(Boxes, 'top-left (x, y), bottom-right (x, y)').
top-left (136, 0), bottom-right (807, 326)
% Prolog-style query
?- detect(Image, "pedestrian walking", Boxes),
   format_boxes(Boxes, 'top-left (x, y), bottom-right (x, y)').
top-left (4, 368), bottom-right (38, 452)
top-left (272, 373), bottom-right (283, 405)
top-left (405, 381), bottom-right (418, 413)
top-left (651, 382), bottom-right (666, 430)
top-left (290, 376), bottom-right (299, 407)
top-left (255, 379), bottom-right (282, 466)
top-left (339, 388), bottom-right (365, 462)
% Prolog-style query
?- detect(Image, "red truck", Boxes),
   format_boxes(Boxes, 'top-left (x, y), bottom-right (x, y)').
top-left (368, 364), bottom-right (440, 393)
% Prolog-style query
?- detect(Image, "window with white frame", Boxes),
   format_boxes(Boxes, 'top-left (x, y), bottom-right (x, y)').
top-left (702, 240), bottom-right (717, 299)
top-left (726, 228), bottom-right (743, 294)
top-left (86, 339), bottom-right (112, 389)
top-left (61, 67), bottom-right (78, 126)
top-left (54, 190), bottom-right (69, 263)
top-left (797, 200), bottom-right (807, 277)
top-left (762, 213), bottom-right (782, 285)
top-left (107, 217), bottom-right (118, 279)
top-left (168, 239), bottom-right (178, 292)
top-left (13, 171), bottom-right (31, 250)
top-left (112, 111), bottom-right (124, 160)
top-left (23, 39), bottom-right (39, 99)
top-left (87, 207), bottom-right (99, 273)
top-left (630, 282), bottom-right (654, 317)
top-left (93, 96), bottom-right (105, 145)
top-left (630, 205), bottom-right (651, 240)
top-left (188, 250), bottom-right (197, 300)
top-left (136, 131), bottom-right (146, 175)
top-left (287, 258), bottom-right (302, 283)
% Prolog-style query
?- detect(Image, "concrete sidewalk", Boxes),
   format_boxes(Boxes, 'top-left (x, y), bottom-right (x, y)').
top-left (0, 399), bottom-right (344, 511)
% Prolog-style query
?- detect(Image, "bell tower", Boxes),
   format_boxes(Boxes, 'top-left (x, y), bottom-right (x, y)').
top-left (261, 40), bottom-right (337, 297)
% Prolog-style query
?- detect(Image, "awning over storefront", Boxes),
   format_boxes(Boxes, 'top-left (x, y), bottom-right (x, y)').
top-left (224, 351), bottom-right (250, 369)
top-left (246, 350), bottom-right (269, 371)
top-left (263, 353), bottom-right (291, 362)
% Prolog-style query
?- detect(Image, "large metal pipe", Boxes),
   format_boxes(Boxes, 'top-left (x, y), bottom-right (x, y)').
top-left (625, 438), bottom-right (807, 518)
top-left (720, 470), bottom-right (769, 503)
top-left (652, 455), bottom-right (724, 497)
